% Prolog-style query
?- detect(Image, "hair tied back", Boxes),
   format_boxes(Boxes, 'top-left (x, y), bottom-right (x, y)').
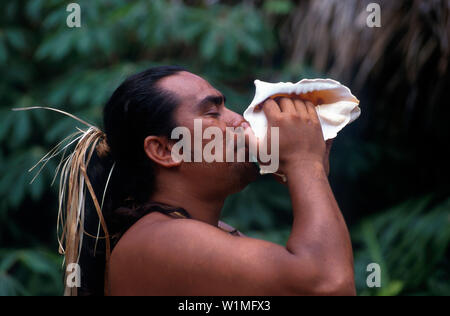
top-left (12, 106), bottom-right (114, 296)
top-left (96, 135), bottom-right (111, 159)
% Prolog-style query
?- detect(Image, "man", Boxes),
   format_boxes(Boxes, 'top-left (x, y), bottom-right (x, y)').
top-left (108, 70), bottom-right (355, 296)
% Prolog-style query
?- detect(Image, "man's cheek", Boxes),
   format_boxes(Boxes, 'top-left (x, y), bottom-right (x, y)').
top-left (177, 118), bottom-right (238, 163)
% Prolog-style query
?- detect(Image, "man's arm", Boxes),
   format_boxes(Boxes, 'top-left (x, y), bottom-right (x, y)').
top-left (285, 160), bottom-right (355, 294)
top-left (110, 216), bottom-right (353, 296)
top-left (110, 98), bottom-right (355, 296)
top-left (263, 97), bottom-right (355, 294)
top-left (269, 98), bottom-right (355, 295)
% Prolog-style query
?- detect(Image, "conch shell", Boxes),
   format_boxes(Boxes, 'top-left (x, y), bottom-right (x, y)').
top-left (244, 79), bottom-right (361, 141)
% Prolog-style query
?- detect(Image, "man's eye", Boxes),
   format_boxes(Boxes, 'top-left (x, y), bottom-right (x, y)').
top-left (206, 112), bottom-right (221, 118)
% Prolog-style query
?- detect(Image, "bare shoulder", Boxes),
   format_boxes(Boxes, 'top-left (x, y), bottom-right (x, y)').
top-left (108, 213), bottom-right (292, 295)
top-left (108, 213), bottom-right (240, 295)
top-left (112, 213), bottom-right (244, 257)
top-left (112, 212), bottom-right (236, 254)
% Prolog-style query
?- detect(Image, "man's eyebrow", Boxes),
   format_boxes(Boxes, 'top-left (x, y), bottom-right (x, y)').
top-left (196, 94), bottom-right (226, 110)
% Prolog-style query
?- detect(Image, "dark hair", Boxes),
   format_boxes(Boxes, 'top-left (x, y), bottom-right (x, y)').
top-left (79, 65), bottom-right (186, 296)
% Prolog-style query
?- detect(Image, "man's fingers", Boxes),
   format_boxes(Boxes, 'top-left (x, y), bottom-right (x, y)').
top-left (293, 99), bottom-right (308, 119)
top-left (278, 97), bottom-right (296, 114)
top-left (305, 101), bottom-right (320, 123)
top-left (262, 98), bottom-right (281, 120)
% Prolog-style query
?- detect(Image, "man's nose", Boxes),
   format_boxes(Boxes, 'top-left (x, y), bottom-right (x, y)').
top-left (223, 108), bottom-right (248, 129)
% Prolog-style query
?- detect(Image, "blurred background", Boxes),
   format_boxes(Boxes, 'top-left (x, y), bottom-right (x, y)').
top-left (0, 0), bottom-right (449, 296)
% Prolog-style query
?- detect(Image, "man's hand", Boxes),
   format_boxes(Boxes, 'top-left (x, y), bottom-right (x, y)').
top-left (260, 97), bottom-right (331, 176)
top-left (245, 97), bottom-right (334, 180)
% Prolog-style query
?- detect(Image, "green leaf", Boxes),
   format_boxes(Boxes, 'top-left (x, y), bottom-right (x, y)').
top-left (5, 29), bottom-right (27, 51)
top-left (263, 0), bottom-right (294, 15)
top-left (35, 31), bottom-right (74, 61)
top-left (378, 281), bottom-right (404, 296)
top-left (18, 251), bottom-right (56, 276)
top-left (9, 171), bottom-right (29, 208)
top-left (353, 196), bottom-right (450, 295)
top-left (0, 252), bottom-right (19, 273)
top-left (0, 39), bottom-right (8, 64)
top-left (25, 0), bottom-right (44, 22)
top-left (11, 110), bottom-right (31, 146)
top-left (30, 172), bottom-right (45, 201)
top-left (0, 110), bottom-right (14, 141)
top-left (0, 274), bottom-right (25, 296)
top-left (200, 30), bottom-right (219, 59)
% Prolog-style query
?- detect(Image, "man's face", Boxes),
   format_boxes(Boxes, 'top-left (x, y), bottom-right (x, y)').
top-left (159, 71), bottom-right (258, 194)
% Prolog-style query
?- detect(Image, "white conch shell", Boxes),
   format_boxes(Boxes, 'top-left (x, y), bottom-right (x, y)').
top-left (244, 78), bottom-right (361, 141)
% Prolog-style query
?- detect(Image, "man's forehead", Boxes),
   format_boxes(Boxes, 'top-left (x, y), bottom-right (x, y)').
top-left (159, 71), bottom-right (221, 102)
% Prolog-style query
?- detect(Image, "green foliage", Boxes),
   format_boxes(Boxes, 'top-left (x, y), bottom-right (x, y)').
top-left (222, 177), bottom-right (292, 235)
top-left (0, 0), bottom-right (284, 296)
top-left (0, 248), bottom-right (63, 296)
top-left (0, 0), bottom-right (278, 229)
top-left (0, 0), bottom-right (448, 296)
top-left (353, 197), bottom-right (450, 296)
top-left (263, 0), bottom-right (295, 15)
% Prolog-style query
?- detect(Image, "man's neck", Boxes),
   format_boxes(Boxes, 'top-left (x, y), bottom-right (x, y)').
top-left (150, 183), bottom-right (225, 227)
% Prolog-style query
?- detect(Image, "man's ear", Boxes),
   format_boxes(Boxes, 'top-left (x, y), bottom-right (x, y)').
top-left (144, 136), bottom-right (181, 168)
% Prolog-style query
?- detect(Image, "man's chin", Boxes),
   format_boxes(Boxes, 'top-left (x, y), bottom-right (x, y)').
top-left (229, 162), bottom-right (260, 186)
